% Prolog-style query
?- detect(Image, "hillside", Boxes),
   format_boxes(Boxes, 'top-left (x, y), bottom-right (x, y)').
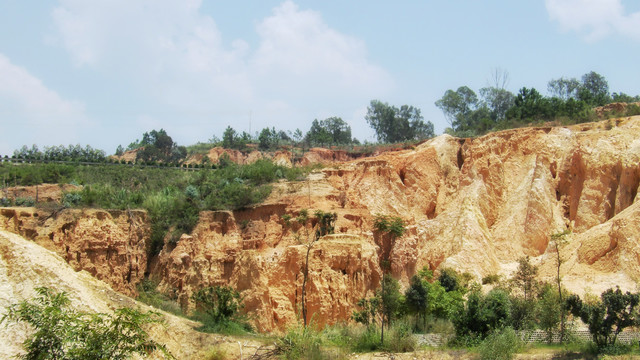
top-left (2, 116), bottom-right (640, 335)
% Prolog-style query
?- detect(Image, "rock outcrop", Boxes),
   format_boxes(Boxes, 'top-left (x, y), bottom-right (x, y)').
top-left (0, 230), bottom-right (260, 360)
top-left (0, 208), bottom-right (148, 297)
top-left (3, 116), bottom-right (640, 333)
top-left (152, 116), bottom-right (640, 331)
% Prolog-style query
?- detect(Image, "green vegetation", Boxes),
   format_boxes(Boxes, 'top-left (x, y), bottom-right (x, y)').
top-left (566, 287), bottom-right (640, 348)
top-left (191, 285), bottom-right (251, 335)
top-left (1, 287), bottom-right (172, 359)
top-left (0, 158), bottom-right (307, 256)
top-left (365, 100), bottom-right (435, 143)
top-left (477, 327), bottom-right (523, 360)
top-left (436, 70), bottom-right (640, 137)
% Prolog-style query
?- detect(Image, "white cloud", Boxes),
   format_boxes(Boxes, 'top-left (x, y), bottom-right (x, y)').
top-left (50, 0), bottom-right (392, 143)
top-left (545, 0), bottom-right (640, 41)
top-left (0, 53), bottom-right (89, 152)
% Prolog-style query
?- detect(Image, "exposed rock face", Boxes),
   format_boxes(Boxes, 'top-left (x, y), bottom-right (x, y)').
top-left (2, 183), bottom-right (81, 203)
top-left (0, 230), bottom-right (258, 360)
top-left (152, 116), bottom-right (640, 332)
top-left (0, 208), bottom-right (148, 297)
top-left (4, 116), bottom-right (640, 334)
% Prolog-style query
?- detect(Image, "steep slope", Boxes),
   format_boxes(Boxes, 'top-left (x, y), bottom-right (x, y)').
top-left (3, 117), bottom-right (640, 334)
top-left (0, 230), bottom-right (262, 359)
top-left (149, 116), bottom-right (640, 331)
top-left (0, 207), bottom-right (148, 296)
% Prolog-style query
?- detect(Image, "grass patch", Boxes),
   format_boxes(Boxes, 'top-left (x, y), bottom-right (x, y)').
top-left (0, 160), bottom-right (310, 257)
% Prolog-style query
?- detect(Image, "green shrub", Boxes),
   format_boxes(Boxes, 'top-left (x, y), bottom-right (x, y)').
top-left (383, 319), bottom-right (416, 352)
top-left (1, 287), bottom-right (172, 359)
top-left (0, 197), bottom-right (12, 207)
top-left (15, 197), bottom-right (35, 207)
top-left (277, 326), bottom-right (323, 360)
top-left (626, 104), bottom-right (640, 116)
top-left (477, 327), bottom-right (522, 360)
top-left (190, 286), bottom-right (251, 335)
top-left (351, 325), bottom-right (382, 352)
top-left (62, 192), bottom-right (82, 208)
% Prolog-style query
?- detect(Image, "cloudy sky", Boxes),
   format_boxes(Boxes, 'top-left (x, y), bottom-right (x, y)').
top-left (1, 0), bottom-right (639, 155)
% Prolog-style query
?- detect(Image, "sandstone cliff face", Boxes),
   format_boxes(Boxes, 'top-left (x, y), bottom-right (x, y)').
top-left (0, 208), bottom-right (148, 297)
top-left (4, 117), bottom-right (640, 334)
top-left (152, 116), bottom-right (640, 332)
top-left (0, 230), bottom-right (259, 360)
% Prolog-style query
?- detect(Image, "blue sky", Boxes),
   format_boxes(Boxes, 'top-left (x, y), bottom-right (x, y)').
top-left (1, 0), bottom-right (639, 155)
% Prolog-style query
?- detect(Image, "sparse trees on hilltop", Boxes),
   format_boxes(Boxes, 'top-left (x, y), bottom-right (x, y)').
top-left (366, 100), bottom-right (435, 143)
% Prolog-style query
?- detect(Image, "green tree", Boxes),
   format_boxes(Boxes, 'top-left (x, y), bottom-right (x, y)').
top-left (547, 77), bottom-right (581, 100)
top-left (435, 86), bottom-right (478, 130)
top-left (306, 117), bottom-right (353, 146)
top-left (578, 71), bottom-right (610, 106)
top-left (405, 274), bottom-right (429, 328)
top-left (191, 285), bottom-right (246, 331)
top-left (438, 268), bottom-right (459, 293)
top-left (136, 129), bottom-right (186, 163)
top-left (512, 256), bottom-right (538, 302)
top-left (258, 127), bottom-right (279, 150)
top-left (566, 288), bottom-right (640, 348)
top-left (372, 214), bottom-right (406, 343)
top-left (536, 284), bottom-right (562, 342)
top-left (506, 87), bottom-right (552, 121)
top-left (365, 100), bottom-right (434, 143)
top-left (479, 87), bottom-right (515, 122)
top-left (222, 126), bottom-right (238, 149)
top-left (305, 119), bottom-right (332, 146)
top-left (455, 289), bottom-right (512, 339)
top-left (611, 92), bottom-right (640, 103)
top-left (1, 287), bottom-right (171, 360)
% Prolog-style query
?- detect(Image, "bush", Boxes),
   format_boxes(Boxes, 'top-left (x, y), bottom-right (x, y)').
top-left (351, 325), bottom-right (382, 352)
top-left (276, 326), bottom-right (323, 360)
top-left (383, 319), bottom-right (417, 352)
top-left (1, 287), bottom-right (172, 359)
top-left (14, 197), bottom-right (35, 207)
top-left (477, 327), bottom-right (522, 360)
top-left (62, 192), bottom-right (82, 208)
top-left (190, 286), bottom-right (251, 335)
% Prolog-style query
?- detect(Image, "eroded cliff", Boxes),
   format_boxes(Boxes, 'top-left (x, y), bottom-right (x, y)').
top-left (3, 116), bottom-right (640, 333)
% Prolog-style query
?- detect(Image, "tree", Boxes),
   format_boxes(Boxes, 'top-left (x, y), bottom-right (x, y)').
top-left (405, 274), bottom-right (429, 328)
top-left (438, 268), bottom-right (460, 293)
top-left (566, 288), bottom-right (640, 348)
top-left (435, 86), bottom-right (478, 130)
top-left (578, 71), bottom-right (610, 106)
top-left (1, 287), bottom-right (171, 359)
top-left (258, 127), bottom-right (279, 150)
top-left (536, 284), bottom-right (562, 342)
top-left (222, 126), bottom-right (238, 149)
top-left (479, 87), bottom-right (515, 122)
top-left (547, 77), bottom-right (581, 100)
top-left (611, 92), bottom-right (640, 103)
top-left (550, 230), bottom-right (570, 342)
top-left (506, 87), bottom-right (551, 121)
top-left (512, 256), bottom-right (538, 302)
top-left (455, 289), bottom-right (512, 338)
top-left (136, 129), bottom-right (186, 163)
top-left (305, 119), bottom-right (332, 146)
top-left (372, 214), bottom-right (406, 343)
top-left (300, 210), bottom-right (336, 327)
top-left (365, 100), bottom-right (434, 143)
top-left (191, 285), bottom-right (245, 330)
